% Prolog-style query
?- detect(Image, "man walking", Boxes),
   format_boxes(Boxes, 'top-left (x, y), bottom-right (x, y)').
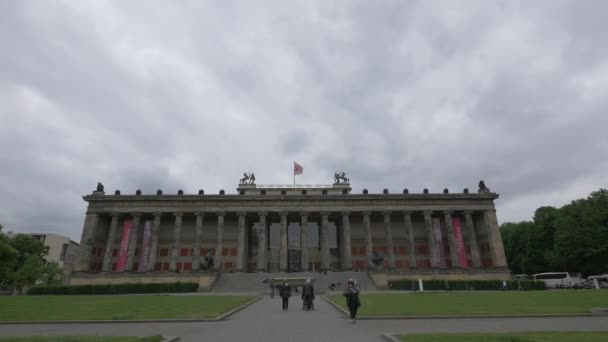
top-left (302, 278), bottom-right (315, 310)
top-left (280, 282), bottom-right (291, 311)
top-left (343, 279), bottom-right (361, 323)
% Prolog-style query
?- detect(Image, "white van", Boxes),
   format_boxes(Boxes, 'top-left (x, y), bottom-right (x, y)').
top-left (587, 275), bottom-right (608, 289)
top-left (532, 272), bottom-right (583, 289)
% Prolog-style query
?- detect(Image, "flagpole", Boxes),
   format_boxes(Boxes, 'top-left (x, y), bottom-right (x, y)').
top-left (293, 161), bottom-right (296, 188)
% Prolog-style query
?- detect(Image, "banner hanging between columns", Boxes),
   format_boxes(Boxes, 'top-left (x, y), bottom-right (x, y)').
top-left (138, 220), bottom-right (152, 272)
top-left (452, 217), bottom-right (469, 268)
top-left (115, 220), bottom-right (133, 272)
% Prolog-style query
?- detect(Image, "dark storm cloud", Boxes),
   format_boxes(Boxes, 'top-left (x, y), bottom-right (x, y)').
top-left (1, 0), bottom-right (607, 241)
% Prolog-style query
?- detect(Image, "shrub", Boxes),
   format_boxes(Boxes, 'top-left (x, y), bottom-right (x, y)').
top-left (27, 282), bottom-right (198, 295)
top-left (388, 279), bottom-right (546, 291)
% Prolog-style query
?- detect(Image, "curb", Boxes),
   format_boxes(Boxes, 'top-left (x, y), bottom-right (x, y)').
top-left (320, 295), bottom-right (348, 317)
top-left (381, 333), bottom-right (401, 342)
top-left (216, 295), bottom-right (263, 320)
top-left (0, 296), bottom-right (263, 325)
top-left (162, 336), bottom-right (180, 342)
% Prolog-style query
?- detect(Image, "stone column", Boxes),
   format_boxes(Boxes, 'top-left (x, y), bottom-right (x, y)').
top-left (257, 212), bottom-right (267, 272)
top-left (216, 212), bottom-right (225, 271)
top-left (102, 213), bottom-right (120, 272)
top-left (125, 212), bottom-right (141, 272)
top-left (192, 212), bottom-right (204, 271)
top-left (320, 212), bottom-right (330, 271)
top-left (300, 213), bottom-right (309, 271)
top-left (341, 212), bottom-right (352, 270)
top-left (279, 212), bottom-right (288, 272)
top-left (403, 211), bottom-right (416, 269)
top-left (236, 212), bottom-right (247, 272)
top-left (362, 211), bottom-right (374, 269)
top-left (169, 213), bottom-right (183, 272)
top-left (444, 211), bottom-right (460, 268)
top-left (423, 211), bottom-right (438, 268)
top-left (147, 212), bottom-right (162, 272)
top-left (484, 209), bottom-right (508, 267)
top-left (383, 211), bottom-right (395, 270)
top-left (77, 213), bottom-right (99, 272)
top-left (464, 211), bottom-right (481, 268)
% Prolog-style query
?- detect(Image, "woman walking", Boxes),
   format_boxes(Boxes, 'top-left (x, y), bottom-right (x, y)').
top-left (343, 279), bottom-right (361, 323)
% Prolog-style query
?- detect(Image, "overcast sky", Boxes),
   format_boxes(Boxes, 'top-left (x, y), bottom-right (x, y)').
top-left (1, 1), bottom-right (607, 241)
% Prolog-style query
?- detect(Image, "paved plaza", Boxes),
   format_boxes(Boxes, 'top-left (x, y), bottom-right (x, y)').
top-left (1, 295), bottom-right (608, 342)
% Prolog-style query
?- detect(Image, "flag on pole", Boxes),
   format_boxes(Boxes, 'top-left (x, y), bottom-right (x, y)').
top-left (294, 162), bottom-right (303, 175)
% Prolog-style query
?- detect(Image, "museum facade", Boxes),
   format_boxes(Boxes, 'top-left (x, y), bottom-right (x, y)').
top-left (76, 179), bottom-right (509, 279)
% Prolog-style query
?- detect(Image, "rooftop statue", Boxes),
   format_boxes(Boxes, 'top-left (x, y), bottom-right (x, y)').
top-left (240, 172), bottom-right (256, 185)
top-left (478, 180), bottom-right (489, 192)
top-left (333, 171), bottom-right (349, 184)
top-left (96, 182), bottom-right (104, 192)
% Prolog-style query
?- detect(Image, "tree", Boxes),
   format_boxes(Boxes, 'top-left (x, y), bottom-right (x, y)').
top-left (12, 256), bottom-right (45, 294)
top-left (40, 261), bottom-right (63, 286)
top-left (0, 237), bottom-right (18, 287)
top-left (8, 234), bottom-right (48, 266)
top-left (501, 188), bottom-right (608, 277)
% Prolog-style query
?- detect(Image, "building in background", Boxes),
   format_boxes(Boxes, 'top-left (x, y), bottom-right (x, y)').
top-left (30, 233), bottom-right (80, 282)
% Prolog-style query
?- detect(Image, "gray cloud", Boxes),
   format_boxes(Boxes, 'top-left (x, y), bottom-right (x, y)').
top-left (1, 0), bottom-right (607, 241)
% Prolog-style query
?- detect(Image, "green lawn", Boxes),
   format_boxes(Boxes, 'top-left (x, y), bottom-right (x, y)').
top-left (397, 331), bottom-right (608, 341)
top-left (0, 295), bottom-right (256, 321)
top-left (0, 337), bottom-right (161, 342)
top-left (327, 290), bottom-right (608, 316)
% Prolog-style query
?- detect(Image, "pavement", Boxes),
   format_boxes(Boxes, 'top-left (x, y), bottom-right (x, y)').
top-left (1, 295), bottom-right (608, 342)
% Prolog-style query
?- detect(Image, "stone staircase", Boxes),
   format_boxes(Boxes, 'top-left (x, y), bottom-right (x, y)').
top-left (211, 271), bottom-right (375, 293)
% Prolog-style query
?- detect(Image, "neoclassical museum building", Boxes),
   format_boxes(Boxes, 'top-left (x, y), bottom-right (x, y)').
top-left (75, 176), bottom-right (509, 285)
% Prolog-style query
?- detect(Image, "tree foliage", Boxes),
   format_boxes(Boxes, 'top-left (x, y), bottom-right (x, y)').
top-left (0, 231), bottom-right (59, 293)
top-left (501, 189), bottom-right (608, 276)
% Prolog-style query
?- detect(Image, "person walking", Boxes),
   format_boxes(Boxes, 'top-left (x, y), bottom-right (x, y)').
top-left (302, 278), bottom-right (315, 310)
top-left (343, 279), bottom-right (361, 323)
top-left (280, 282), bottom-right (291, 311)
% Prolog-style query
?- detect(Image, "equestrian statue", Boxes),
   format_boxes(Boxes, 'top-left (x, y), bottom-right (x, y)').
top-left (333, 172), bottom-right (349, 184)
top-left (240, 172), bottom-right (256, 184)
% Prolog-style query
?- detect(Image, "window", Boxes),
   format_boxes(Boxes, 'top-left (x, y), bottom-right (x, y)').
top-left (60, 244), bottom-right (68, 261)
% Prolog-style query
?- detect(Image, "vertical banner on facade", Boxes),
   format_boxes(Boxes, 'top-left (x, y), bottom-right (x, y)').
top-left (452, 217), bottom-right (468, 268)
top-left (432, 218), bottom-right (446, 267)
top-left (138, 220), bottom-right (152, 272)
top-left (115, 219), bottom-right (133, 272)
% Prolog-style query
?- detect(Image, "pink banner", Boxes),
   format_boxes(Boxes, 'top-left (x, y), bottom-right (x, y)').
top-left (115, 220), bottom-right (133, 272)
top-left (452, 218), bottom-right (469, 268)
top-left (138, 220), bottom-right (152, 272)
top-left (432, 218), bottom-right (445, 267)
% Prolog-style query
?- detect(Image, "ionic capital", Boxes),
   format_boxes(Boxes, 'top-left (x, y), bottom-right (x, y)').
top-left (153, 211), bottom-right (163, 217)
top-left (131, 212), bottom-right (142, 218)
top-left (217, 211), bottom-right (225, 217)
top-left (423, 210), bottom-right (433, 216)
top-left (463, 210), bottom-right (475, 216)
top-left (237, 212), bottom-right (247, 217)
top-left (258, 212), bottom-right (267, 218)
top-left (173, 212), bottom-right (183, 217)
top-left (402, 210), bottom-right (413, 216)
top-left (362, 211), bottom-right (371, 216)
top-left (110, 212), bottom-right (121, 218)
top-left (383, 210), bottom-right (392, 217)
top-left (320, 211), bottom-right (330, 217)
top-left (341, 211), bottom-right (351, 216)
top-left (279, 212), bottom-right (289, 217)
top-left (443, 210), bottom-right (453, 216)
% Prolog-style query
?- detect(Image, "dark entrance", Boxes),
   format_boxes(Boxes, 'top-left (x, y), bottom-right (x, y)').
top-left (288, 249), bottom-right (301, 272)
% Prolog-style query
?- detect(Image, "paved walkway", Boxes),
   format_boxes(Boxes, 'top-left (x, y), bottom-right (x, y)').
top-left (2, 296), bottom-right (608, 341)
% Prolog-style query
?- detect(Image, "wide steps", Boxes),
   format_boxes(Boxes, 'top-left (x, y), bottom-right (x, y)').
top-left (211, 271), bottom-right (375, 293)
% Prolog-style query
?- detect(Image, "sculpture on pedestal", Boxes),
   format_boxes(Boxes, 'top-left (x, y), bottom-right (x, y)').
top-left (96, 182), bottom-right (104, 192)
top-left (333, 172), bottom-right (350, 184)
top-left (478, 180), bottom-right (490, 192)
top-left (240, 172), bottom-right (256, 184)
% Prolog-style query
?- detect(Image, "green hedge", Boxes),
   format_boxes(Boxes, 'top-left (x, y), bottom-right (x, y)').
top-left (388, 279), bottom-right (546, 291)
top-left (27, 282), bottom-right (199, 295)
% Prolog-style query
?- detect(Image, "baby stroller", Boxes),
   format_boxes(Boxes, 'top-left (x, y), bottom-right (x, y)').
top-left (302, 295), bottom-right (315, 311)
